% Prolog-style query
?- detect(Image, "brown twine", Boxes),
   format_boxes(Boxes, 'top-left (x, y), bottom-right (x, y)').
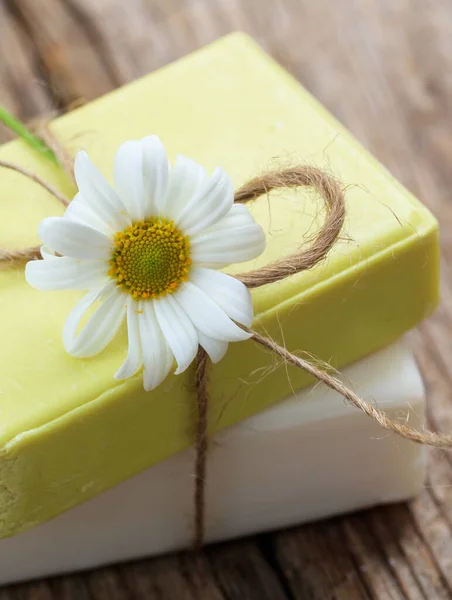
top-left (194, 347), bottom-right (209, 550)
top-left (0, 132), bottom-right (449, 550)
top-left (32, 122), bottom-right (76, 184)
top-left (0, 149), bottom-right (71, 267)
top-left (0, 245), bottom-right (41, 265)
top-left (0, 160), bottom-right (70, 207)
top-left (193, 167), bottom-right (451, 548)
top-left (249, 328), bottom-right (450, 447)
top-left (234, 167), bottom-right (345, 287)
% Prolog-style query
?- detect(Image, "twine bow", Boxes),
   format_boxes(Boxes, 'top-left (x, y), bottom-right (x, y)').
top-left (1, 128), bottom-right (451, 552)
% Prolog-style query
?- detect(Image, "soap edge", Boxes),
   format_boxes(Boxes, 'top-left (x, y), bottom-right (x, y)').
top-left (0, 220), bottom-right (439, 446)
top-left (0, 223), bottom-right (438, 539)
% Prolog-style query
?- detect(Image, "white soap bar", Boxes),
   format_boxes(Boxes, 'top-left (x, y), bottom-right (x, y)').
top-left (0, 341), bottom-right (425, 585)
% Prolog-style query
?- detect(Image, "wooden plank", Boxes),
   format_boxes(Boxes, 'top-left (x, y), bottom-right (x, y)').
top-left (0, 0), bottom-right (53, 142)
top-left (49, 576), bottom-right (94, 600)
top-left (270, 520), bottom-right (373, 599)
top-left (1, 0), bottom-right (452, 598)
top-left (206, 540), bottom-right (289, 600)
top-left (116, 555), bottom-right (226, 600)
top-left (10, 0), bottom-right (116, 106)
top-left (63, 0), bottom-right (183, 82)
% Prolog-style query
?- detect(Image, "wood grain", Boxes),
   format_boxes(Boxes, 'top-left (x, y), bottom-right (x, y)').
top-left (1, 0), bottom-right (452, 597)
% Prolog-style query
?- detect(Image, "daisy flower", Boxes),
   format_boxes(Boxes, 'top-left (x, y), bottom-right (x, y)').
top-left (25, 137), bottom-right (266, 390)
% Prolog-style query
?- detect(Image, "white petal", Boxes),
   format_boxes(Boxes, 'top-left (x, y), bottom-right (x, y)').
top-left (191, 223), bottom-right (266, 266)
top-left (174, 282), bottom-right (250, 342)
top-left (204, 203), bottom-right (256, 232)
top-left (175, 167), bottom-right (234, 236)
top-left (184, 205), bottom-right (258, 267)
top-left (65, 193), bottom-right (114, 236)
top-left (197, 332), bottom-right (229, 363)
top-left (154, 294), bottom-right (198, 374)
top-left (74, 151), bottom-right (131, 231)
top-left (25, 255), bottom-right (108, 291)
top-left (63, 284), bottom-right (126, 358)
top-left (160, 155), bottom-right (207, 220)
top-left (114, 298), bottom-right (143, 380)
top-left (141, 136), bottom-right (169, 218)
top-left (138, 301), bottom-right (173, 391)
top-left (114, 141), bottom-right (145, 222)
top-left (189, 267), bottom-right (254, 327)
top-left (39, 217), bottom-right (112, 260)
top-left (63, 285), bottom-right (109, 355)
top-left (40, 245), bottom-right (58, 260)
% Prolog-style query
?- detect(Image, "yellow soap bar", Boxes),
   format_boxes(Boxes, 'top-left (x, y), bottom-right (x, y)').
top-left (0, 33), bottom-right (438, 538)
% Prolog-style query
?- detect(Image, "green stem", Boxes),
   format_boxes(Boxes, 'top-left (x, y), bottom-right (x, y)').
top-left (0, 106), bottom-right (57, 164)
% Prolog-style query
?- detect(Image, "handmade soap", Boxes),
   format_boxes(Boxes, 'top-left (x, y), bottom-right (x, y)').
top-left (0, 33), bottom-right (438, 538)
top-left (0, 341), bottom-right (425, 585)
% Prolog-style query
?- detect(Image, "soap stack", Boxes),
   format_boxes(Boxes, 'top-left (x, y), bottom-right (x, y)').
top-left (0, 33), bottom-right (438, 584)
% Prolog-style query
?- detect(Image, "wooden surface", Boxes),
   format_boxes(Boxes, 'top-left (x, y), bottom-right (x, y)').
top-left (1, 0), bottom-right (452, 598)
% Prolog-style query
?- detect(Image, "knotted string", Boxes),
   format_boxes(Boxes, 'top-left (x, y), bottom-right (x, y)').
top-left (193, 166), bottom-right (346, 548)
top-left (193, 168), bottom-right (451, 548)
top-left (234, 167), bottom-right (346, 287)
top-left (0, 132), bottom-right (450, 554)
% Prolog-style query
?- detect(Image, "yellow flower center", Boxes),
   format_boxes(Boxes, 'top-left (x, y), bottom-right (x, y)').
top-left (109, 218), bottom-right (191, 300)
